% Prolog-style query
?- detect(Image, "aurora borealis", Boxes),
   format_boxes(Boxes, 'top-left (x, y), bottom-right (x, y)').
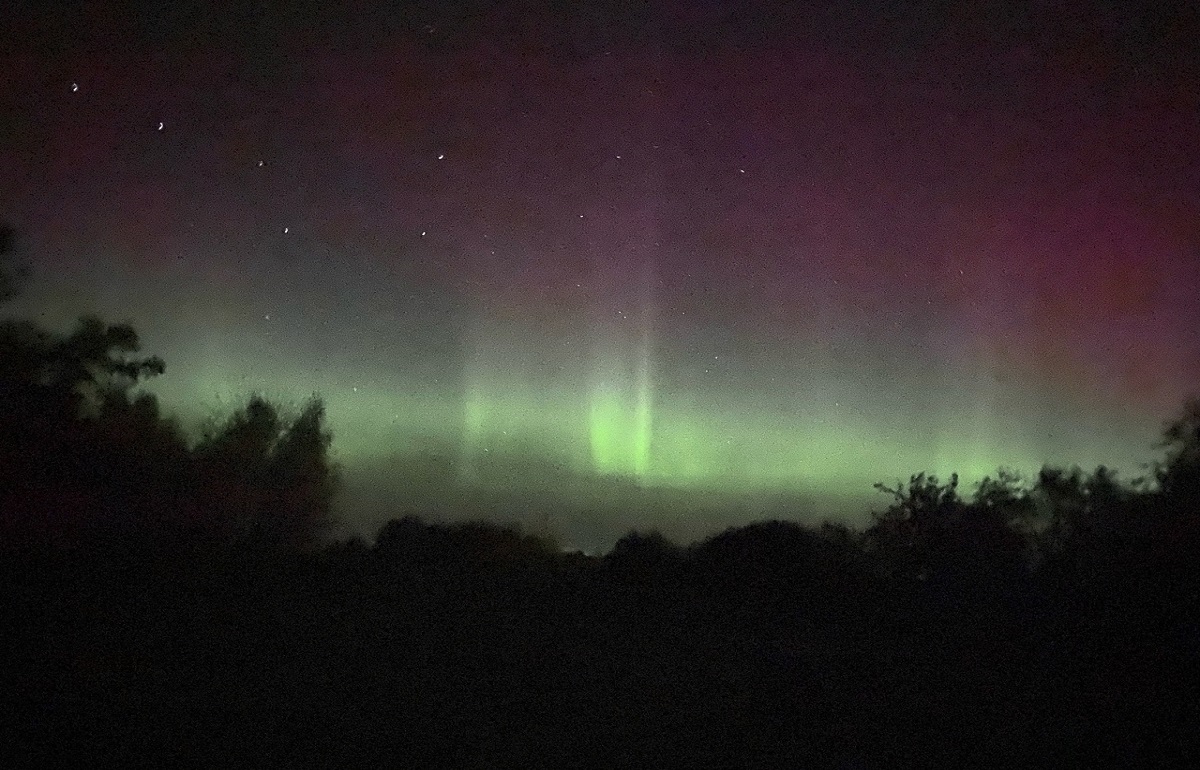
top-left (3, 1), bottom-right (1199, 548)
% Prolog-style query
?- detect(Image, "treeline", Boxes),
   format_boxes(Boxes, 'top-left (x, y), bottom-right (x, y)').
top-left (4, 228), bottom-right (1200, 763)
top-left (295, 439), bottom-right (1197, 764)
top-left (4, 303), bottom-right (1200, 599)
top-left (341, 450), bottom-right (1200, 621)
top-left (0, 315), bottom-right (338, 556)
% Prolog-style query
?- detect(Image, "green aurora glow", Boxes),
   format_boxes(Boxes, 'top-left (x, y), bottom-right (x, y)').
top-left (7, 271), bottom-right (1174, 548)
top-left (152, 346), bottom-right (1160, 501)
top-left (6, 0), bottom-right (1197, 551)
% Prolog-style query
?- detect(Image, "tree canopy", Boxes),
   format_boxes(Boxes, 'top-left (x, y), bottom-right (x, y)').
top-left (0, 311), bottom-right (337, 553)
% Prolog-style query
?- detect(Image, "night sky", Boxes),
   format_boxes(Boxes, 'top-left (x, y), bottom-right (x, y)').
top-left (4, 0), bottom-right (1199, 549)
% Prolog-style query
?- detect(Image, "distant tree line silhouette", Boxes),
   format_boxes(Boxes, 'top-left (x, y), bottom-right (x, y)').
top-left (4, 222), bottom-right (1200, 765)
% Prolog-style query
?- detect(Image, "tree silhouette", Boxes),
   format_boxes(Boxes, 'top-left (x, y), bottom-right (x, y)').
top-left (1156, 398), bottom-right (1200, 507)
top-left (194, 395), bottom-right (282, 544)
top-left (972, 468), bottom-right (1032, 519)
top-left (865, 471), bottom-right (1031, 593)
top-left (1031, 464), bottom-right (1142, 567)
top-left (606, 528), bottom-right (683, 577)
top-left (866, 472), bottom-right (961, 583)
top-left (195, 394), bottom-right (338, 550)
top-left (0, 315), bottom-right (164, 425)
top-left (690, 520), bottom-right (837, 621)
top-left (374, 513), bottom-right (430, 555)
top-left (0, 314), bottom-right (172, 548)
top-left (966, 469), bottom-right (1040, 571)
top-left (266, 397), bottom-right (339, 550)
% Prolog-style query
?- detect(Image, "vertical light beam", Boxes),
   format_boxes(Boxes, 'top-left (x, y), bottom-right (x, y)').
top-left (585, 211), bottom-right (658, 482)
top-left (632, 258), bottom-right (655, 478)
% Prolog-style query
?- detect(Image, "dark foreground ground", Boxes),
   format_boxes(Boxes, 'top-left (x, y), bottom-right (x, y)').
top-left (2, 545), bottom-right (1197, 769)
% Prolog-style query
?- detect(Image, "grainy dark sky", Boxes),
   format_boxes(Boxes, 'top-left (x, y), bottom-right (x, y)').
top-left (3, 0), bottom-right (1198, 547)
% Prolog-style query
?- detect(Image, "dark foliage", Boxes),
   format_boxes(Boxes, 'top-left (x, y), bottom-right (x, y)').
top-left (0, 316), bottom-right (337, 555)
top-left (2, 291), bottom-right (1199, 764)
top-left (193, 394), bottom-right (339, 551)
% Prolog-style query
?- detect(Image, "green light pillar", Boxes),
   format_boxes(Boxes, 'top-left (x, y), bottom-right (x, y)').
top-left (587, 342), bottom-right (654, 481)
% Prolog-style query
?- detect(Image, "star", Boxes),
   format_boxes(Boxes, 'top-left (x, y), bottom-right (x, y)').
top-left (157, 122), bottom-right (164, 131)
top-left (283, 227), bottom-right (289, 234)
top-left (437, 154), bottom-right (444, 160)
top-left (71, 82), bottom-right (78, 92)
